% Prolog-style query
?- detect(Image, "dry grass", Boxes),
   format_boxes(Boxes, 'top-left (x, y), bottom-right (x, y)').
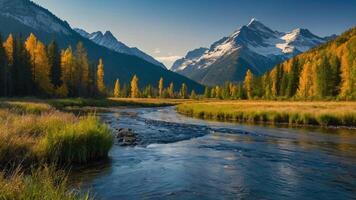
top-left (177, 100), bottom-right (356, 127)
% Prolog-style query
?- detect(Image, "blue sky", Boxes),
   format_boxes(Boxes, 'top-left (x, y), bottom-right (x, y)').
top-left (33, 0), bottom-right (356, 67)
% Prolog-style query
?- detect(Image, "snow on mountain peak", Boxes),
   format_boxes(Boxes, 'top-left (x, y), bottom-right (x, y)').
top-left (172, 18), bottom-right (329, 72)
top-left (0, 0), bottom-right (72, 35)
top-left (74, 28), bottom-right (166, 68)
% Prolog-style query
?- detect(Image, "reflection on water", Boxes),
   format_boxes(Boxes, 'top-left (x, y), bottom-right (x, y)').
top-left (73, 107), bottom-right (356, 200)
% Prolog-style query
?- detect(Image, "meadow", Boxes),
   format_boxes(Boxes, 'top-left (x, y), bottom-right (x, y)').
top-left (0, 100), bottom-right (113, 200)
top-left (177, 101), bottom-right (356, 127)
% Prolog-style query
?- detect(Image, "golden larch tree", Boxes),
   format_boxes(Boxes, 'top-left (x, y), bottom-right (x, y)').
top-left (158, 77), bottom-right (164, 97)
top-left (114, 79), bottom-right (120, 97)
top-left (168, 82), bottom-right (174, 98)
top-left (97, 59), bottom-right (106, 94)
top-left (131, 75), bottom-right (139, 98)
top-left (34, 41), bottom-right (53, 95)
top-left (244, 69), bottom-right (254, 99)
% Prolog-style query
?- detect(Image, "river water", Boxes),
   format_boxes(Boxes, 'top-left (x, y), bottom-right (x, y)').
top-left (73, 107), bottom-right (356, 200)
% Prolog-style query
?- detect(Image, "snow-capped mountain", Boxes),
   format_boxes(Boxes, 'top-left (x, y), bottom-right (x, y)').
top-left (0, 0), bottom-right (203, 92)
top-left (0, 0), bottom-right (72, 35)
top-left (74, 28), bottom-right (166, 68)
top-left (172, 18), bottom-right (332, 86)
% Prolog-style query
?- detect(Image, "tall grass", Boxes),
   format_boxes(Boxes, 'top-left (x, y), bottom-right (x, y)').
top-left (177, 101), bottom-right (356, 127)
top-left (0, 166), bottom-right (91, 200)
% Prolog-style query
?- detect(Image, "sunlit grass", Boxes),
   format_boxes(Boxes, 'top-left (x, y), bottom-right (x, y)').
top-left (0, 166), bottom-right (91, 200)
top-left (177, 101), bottom-right (356, 127)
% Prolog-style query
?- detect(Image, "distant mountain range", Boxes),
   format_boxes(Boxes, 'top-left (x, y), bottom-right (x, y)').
top-left (0, 0), bottom-right (203, 92)
top-left (172, 18), bottom-right (336, 86)
top-left (74, 28), bottom-right (165, 68)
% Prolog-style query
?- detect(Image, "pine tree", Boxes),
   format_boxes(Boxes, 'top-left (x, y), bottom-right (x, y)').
top-left (190, 90), bottom-right (197, 99)
top-left (47, 41), bottom-right (61, 88)
top-left (158, 77), bottom-right (164, 98)
top-left (168, 82), bottom-right (174, 98)
top-left (204, 87), bottom-right (210, 99)
top-left (75, 42), bottom-right (90, 96)
top-left (131, 75), bottom-right (139, 98)
top-left (113, 79), bottom-right (120, 97)
top-left (0, 34), bottom-right (5, 96)
top-left (3, 34), bottom-right (15, 96)
top-left (286, 58), bottom-right (300, 97)
top-left (180, 83), bottom-right (188, 99)
top-left (244, 69), bottom-right (253, 99)
top-left (96, 59), bottom-right (105, 95)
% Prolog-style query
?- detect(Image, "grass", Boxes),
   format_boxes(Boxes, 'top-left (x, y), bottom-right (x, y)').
top-left (0, 100), bottom-right (113, 199)
top-left (177, 100), bottom-right (356, 127)
top-left (0, 166), bottom-right (90, 200)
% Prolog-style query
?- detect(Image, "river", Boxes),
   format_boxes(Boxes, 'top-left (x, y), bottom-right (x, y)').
top-left (73, 107), bottom-right (356, 200)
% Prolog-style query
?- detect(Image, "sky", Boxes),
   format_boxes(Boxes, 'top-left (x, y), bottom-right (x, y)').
top-left (33, 0), bottom-right (356, 68)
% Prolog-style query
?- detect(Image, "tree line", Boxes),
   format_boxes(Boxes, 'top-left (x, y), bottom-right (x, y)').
top-left (0, 33), bottom-right (106, 98)
top-left (112, 76), bottom-right (196, 99)
top-left (202, 27), bottom-right (356, 100)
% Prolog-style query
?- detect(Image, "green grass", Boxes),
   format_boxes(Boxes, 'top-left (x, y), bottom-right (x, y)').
top-left (0, 166), bottom-right (91, 200)
top-left (0, 100), bottom-right (114, 200)
top-left (177, 101), bottom-right (356, 127)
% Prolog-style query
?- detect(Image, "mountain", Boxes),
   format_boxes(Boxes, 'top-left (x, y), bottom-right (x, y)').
top-left (0, 0), bottom-right (203, 92)
top-left (172, 18), bottom-right (332, 86)
top-left (74, 28), bottom-right (166, 68)
top-left (259, 26), bottom-right (356, 99)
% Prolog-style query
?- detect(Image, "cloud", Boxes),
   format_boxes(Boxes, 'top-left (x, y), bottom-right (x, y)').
top-left (156, 55), bottom-right (182, 62)
top-left (153, 48), bottom-right (161, 54)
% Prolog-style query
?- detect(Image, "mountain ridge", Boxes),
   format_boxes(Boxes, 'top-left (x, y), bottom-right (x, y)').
top-left (0, 0), bottom-right (203, 92)
top-left (74, 28), bottom-right (166, 68)
top-left (172, 18), bottom-right (334, 86)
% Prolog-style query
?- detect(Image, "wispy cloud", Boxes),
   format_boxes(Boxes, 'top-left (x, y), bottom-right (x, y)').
top-left (153, 48), bottom-right (161, 54)
top-left (156, 55), bottom-right (182, 62)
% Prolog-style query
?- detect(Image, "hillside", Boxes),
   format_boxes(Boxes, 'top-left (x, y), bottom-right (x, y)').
top-left (0, 0), bottom-right (203, 92)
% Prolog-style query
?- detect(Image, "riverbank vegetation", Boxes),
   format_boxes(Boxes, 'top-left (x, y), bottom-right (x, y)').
top-left (177, 101), bottom-right (356, 127)
top-left (0, 100), bottom-right (113, 199)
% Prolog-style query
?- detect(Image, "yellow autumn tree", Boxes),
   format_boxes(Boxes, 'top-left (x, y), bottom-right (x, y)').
top-left (168, 82), bottom-right (174, 98)
top-left (3, 34), bottom-right (14, 66)
top-left (25, 33), bottom-right (37, 81)
top-left (34, 41), bottom-right (53, 95)
top-left (60, 47), bottom-right (75, 95)
top-left (244, 69), bottom-right (254, 99)
top-left (158, 77), bottom-right (164, 98)
top-left (113, 79), bottom-right (120, 97)
top-left (339, 52), bottom-right (352, 98)
top-left (297, 62), bottom-right (313, 98)
top-left (97, 59), bottom-right (105, 94)
top-left (131, 75), bottom-right (139, 98)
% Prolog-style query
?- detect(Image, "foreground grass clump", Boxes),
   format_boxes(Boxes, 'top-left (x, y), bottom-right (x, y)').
top-left (40, 116), bottom-right (113, 164)
top-left (177, 101), bottom-right (356, 127)
top-left (0, 101), bottom-right (113, 166)
top-left (0, 166), bottom-right (90, 200)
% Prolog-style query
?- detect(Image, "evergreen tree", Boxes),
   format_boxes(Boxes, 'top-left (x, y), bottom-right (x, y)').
top-left (190, 90), bottom-right (197, 99)
top-left (168, 82), bottom-right (174, 98)
top-left (180, 83), bottom-right (188, 99)
top-left (158, 77), bottom-right (164, 98)
top-left (204, 87), bottom-right (210, 99)
top-left (0, 34), bottom-right (5, 96)
top-left (75, 42), bottom-right (90, 96)
top-left (131, 75), bottom-right (139, 98)
top-left (244, 69), bottom-right (253, 99)
top-left (113, 79), bottom-right (120, 97)
top-left (286, 58), bottom-right (300, 97)
top-left (47, 41), bottom-right (61, 88)
top-left (3, 34), bottom-right (15, 96)
top-left (96, 59), bottom-right (106, 95)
